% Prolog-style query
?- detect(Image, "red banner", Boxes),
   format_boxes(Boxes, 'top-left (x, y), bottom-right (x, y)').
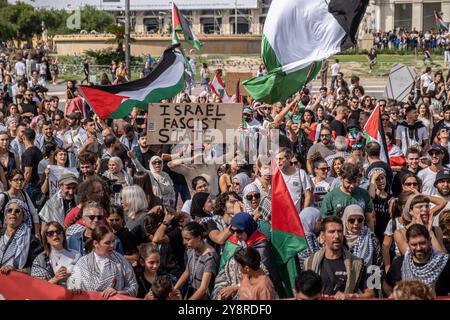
top-left (0, 272), bottom-right (139, 300)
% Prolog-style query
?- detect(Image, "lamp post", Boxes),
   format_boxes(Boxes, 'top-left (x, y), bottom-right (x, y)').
top-left (125, 0), bottom-right (131, 79)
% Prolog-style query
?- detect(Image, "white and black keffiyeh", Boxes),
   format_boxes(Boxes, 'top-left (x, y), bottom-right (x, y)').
top-left (0, 199), bottom-right (32, 269)
top-left (67, 251), bottom-right (138, 296)
top-left (351, 227), bottom-right (374, 267)
top-left (402, 248), bottom-right (449, 288)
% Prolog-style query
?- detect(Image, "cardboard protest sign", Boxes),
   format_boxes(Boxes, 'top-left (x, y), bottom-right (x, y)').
top-left (383, 63), bottom-right (417, 102)
top-left (225, 72), bottom-right (253, 96)
top-left (147, 103), bottom-right (243, 145)
top-left (48, 165), bottom-right (79, 197)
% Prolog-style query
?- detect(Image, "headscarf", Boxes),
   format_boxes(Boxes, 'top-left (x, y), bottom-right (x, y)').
top-left (342, 204), bottom-right (374, 266)
top-left (231, 212), bottom-right (257, 238)
top-left (242, 183), bottom-right (261, 214)
top-left (149, 156), bottom-right (163, 176)
top-left (0, 199), bottom-right (32, 269)
top-left (299, 207), bottom-right (322, 253)
top-left (190, 192), bottom-right (211, 219)
top-left (233, 173), bottom-right (251, 196)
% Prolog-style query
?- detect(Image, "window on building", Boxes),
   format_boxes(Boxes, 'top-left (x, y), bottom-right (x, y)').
top-left (143, 18), bottom-right (159, 33)
top-left (394, 3), bottom-right (412, 30)
top-left (262, 0), bottom-right (272, 14)
top-left (200, 17), bottom-right (222, 34)
top-left (423, 2), bottom-right (441, 31)
top-left (230, 17), bottom-right (250, 34)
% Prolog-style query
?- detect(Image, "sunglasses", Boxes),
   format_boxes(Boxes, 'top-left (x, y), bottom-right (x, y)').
top-left (404, 182), bottom-right (418, 186)
top-left (429, 151), bottom-right (442, 156)
top-left (86, 215), bottom-right (103, 221)
top-left (152, 161), bottom-right (162, 165)
top-left (348, 217), bottom-right (364, 224)
top-left (320, 134), bottom-right (331, 137)
top-left (7, 208), bottom-right (22, 215)
top-left (317, 167), bottom-right (329, 172)
top-left (390, 112), bottom-right (398, 116)
top-left (382, 118), bottom-right (389, 122)
top-left (46, 230), bottom-right (63, 238)
top-left (12, 178), bottom-right (24, 183)
top-left (246, 193), bottom-right (261, 201)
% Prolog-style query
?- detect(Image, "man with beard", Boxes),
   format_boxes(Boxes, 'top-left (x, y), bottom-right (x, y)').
top-left (384, 224), bottom-right (450, 296)
top-left (34, 120), bottom-right (63, 153)
top-left (307, 127), bottom-right (335, 174)
top-left (432, 169), bottom-right (450, 227)
top-left (304, 216), bottom-right (375, 299)
top-left (132, 131), bottom-right (156, 170)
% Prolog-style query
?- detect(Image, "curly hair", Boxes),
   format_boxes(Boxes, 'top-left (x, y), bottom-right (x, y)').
top-left (213, 191), bottom-right (241, 216)
top-left (393, 280), bottom-right (435, 300)
top-left (439, 209), bottom-right (450, 238)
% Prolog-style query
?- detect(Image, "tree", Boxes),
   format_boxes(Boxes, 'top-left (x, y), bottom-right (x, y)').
top-left (0, 2), bottom-right (41, 43)
top-left (0, 21), bottom-right (17, 41)
top-left (105, 24), bottom-right (125, 52)
top-left (81, 6), bottom-right (115, 32)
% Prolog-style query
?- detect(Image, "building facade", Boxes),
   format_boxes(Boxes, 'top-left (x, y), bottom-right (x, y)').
top-left (369, 0), bottom-right (450, 32)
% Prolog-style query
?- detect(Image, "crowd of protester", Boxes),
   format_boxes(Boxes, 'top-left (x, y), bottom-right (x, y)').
top-left (0, 45), bottom-right (449, 301)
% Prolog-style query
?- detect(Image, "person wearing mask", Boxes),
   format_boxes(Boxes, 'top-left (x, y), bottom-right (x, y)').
top-left (384, 224), bottom-right (450, 296)
top-left (31, 221), bottom-right (81, 287)
top-left (304, 216), bottom-right (375, 299)
top-left (67, 225), bottom-right (138, 297)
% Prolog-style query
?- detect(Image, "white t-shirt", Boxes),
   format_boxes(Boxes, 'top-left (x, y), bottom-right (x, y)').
top-left (417, 167), bottom-right (438, 196)
top-left (395, 123), bottom-right (429, 155)
top-left (282, 168), bottom-right (312, 213)
top-left (331, 63), bottom-right (341, 76)
top-left (420, 73), bottom-right (433, 88)
top-left (312, 177), bottom-right (335, 209)
top-left (181, 199), bottom-right (192, 214)
top-left (50, 248), bottom-right (81, 274)
top-left (14, 61), bottom-right (26, 76)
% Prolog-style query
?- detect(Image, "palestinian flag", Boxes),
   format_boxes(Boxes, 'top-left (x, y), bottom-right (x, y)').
top-left (435, 11), bottom-right (449, 32)
top-left (210, 72), bottom-right (231, 102)
top-left (78, 46), bottom-right (185, 119)
top-left (243, 0), bottom-right (369, 103)
top-left (172, 2), bottom-right (202, 50)
top-left (271, 158), bottom-right (307, 297)
top-left (363, 104), bottom-right (389, 163)
top-left (219, 232), bottom-right (267, 271)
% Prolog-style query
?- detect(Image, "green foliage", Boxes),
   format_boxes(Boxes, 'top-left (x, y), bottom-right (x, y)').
top-left (0, 2), bottom-right (41, 41)
top-left (84, 48), bottom-right (125, 65)
top-left (80, 6), bottom-right (115, 33)
top-left (105, 24), bottom-right (125, 52)
top-left (0, 20), bottom-right (17, 41)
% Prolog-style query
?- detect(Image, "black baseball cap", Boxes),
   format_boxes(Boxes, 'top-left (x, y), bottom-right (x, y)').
top-left (434, 169), bottom-right (450, 187)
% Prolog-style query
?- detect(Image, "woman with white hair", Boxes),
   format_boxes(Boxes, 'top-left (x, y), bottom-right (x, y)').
top-left (121, 185), bottom-right (149, 246)
top-left (102, 156), bottom-right (132, 190)
top-left (0, 199), bottom-right (42, 274)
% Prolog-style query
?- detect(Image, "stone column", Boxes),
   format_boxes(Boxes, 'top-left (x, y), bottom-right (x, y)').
top-left (134, 11), bottom-right (145, 33)
top-left (412, 0), bottom-right (423, 31)
top-left (250, 7), bottom-right (261, 35)
top-left (192, 11), bottom-right (202, 34)
top-left (222, 10), bottom-right (231, 35)
top-left (380, 1), bottom-right (395, 31)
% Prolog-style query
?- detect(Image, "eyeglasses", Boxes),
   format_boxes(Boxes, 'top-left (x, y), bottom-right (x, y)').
top-left (7, 208), bottom-right (22, 215)
top-left (316, 167), bottom-right (329, 172)
top-left (152, 160), bottom-right (162, 165)
top-left (404, 182), bottom-right (418, 186)
top-left (382, 118), bottom-right (389, 122)
top-left (246, 193), bottom-right (261, 201)
top-left (46, 230), bottom-right (63, 238)
top-left (86, 215), bottom-right (103, 221)
top-left (348, 217), bottom-right (364, 224)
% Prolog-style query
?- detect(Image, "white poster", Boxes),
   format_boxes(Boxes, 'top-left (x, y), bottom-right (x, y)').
top-left (48, 165), bottom-right (79, 197)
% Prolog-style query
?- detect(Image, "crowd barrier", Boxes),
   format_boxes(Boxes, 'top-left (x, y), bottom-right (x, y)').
top-left (0, 272), bottom-right (138, 300)
top-left (1, 272), bottom-right (449, 300)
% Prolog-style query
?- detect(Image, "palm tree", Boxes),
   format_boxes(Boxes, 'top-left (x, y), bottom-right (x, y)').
top-left (105, 24), bottom-right (125, 52)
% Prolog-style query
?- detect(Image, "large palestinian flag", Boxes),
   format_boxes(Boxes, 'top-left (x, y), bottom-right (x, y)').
top-left (78, 46), bottom-right (185, 119)
top-left (271, 158), bottom-right (307, 297)
top-left (172, 2), bottom-right (202, 50)
top-left (243, 0), bottom-right (369, 103)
